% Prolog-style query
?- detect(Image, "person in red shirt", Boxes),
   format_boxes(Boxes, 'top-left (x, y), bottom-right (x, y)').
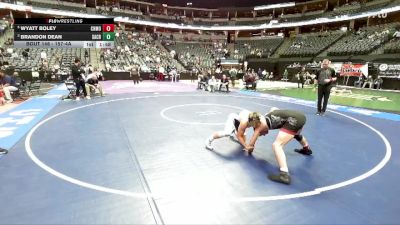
top-left (0, 88), bottom-right (5, 105)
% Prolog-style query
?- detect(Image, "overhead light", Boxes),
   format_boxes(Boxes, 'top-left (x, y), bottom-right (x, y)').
top-left (254, 2), bottom-right (295, 11)
top-left (187, 2), bottom-right (192, 6)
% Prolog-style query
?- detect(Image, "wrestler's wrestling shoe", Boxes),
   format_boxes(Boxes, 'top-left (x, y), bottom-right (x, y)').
top-left (268, 171), bottom-right (291, 185)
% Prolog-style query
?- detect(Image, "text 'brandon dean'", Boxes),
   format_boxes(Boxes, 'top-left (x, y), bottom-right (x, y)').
top-left (20, 34), bottom-right (62, 39)
top-left (47, 19), bottom-right (83, 24)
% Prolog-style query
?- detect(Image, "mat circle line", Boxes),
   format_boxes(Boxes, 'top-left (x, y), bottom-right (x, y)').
top-left (24, 94), bottom-right (392, 202)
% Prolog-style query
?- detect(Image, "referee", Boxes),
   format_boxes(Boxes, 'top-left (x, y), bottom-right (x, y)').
top-left (315, 59), bottom-right (337, 116)
top-left (71, 58), bottom-right (88, 100)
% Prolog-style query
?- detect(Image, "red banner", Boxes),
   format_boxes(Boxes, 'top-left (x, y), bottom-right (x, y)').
top-left (340, 64), bottom-right (366, 76)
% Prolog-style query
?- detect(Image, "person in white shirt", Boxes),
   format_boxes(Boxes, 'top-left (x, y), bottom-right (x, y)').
top-left (170, 68), bottom-right (178, 82)
top-left (208, 76), bottom-right (217, 92)
top-left (158, 66), bottom-right (165, 81)
top-left (215, 67), bottom-right (221, 75)
top-left (11, 52), bottom-right (18, 58)
top-left (269, 72), bottom-right (274, 80)
top-left (40, 51), bottom-right (47, 62)
top-left (262, 69), bottom-right (267, 80)
top-left (170, 50), bottom-right (176, 58)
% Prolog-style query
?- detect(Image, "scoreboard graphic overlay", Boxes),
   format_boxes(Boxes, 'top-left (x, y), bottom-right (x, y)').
top-left (14, 18), bottom-right (115, 48)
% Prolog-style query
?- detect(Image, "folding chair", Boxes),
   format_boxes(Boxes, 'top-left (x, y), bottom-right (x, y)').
top-left (63, 80), bottom-right (77, 99)
top-left (27, 80), bottom-right (42, 96)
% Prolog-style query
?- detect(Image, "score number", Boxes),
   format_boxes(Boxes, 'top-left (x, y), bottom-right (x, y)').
top-left (102, 24), bottom-right (115, 32)
top-left (102, 32), bottom-right (115, 41)
top-left (102, 24), bottom-right (115, 41)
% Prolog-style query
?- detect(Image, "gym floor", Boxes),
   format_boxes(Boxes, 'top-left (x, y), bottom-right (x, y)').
top-left (0, 82), bottom-right (399, 224)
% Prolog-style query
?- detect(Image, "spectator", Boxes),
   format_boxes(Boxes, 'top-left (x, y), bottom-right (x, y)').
top-left (262, 69), bottom-right (267, 80)
top-left (84, 49), bottom-right (89, 64)
top-left (22, 49), bottom-right (29, 60)
top-left (297, 67), bottom-right (306, 88)
top-left (191, 68), bottom-right (198, 83)
top-left (229, 67), bottom-right (237, 88)
top-left (374, 76), bottom-right (383, 89)
top-left (131, 67), bottom-right (140, 85)
top-left (304, 72), bottom-right (312, 85)
top-left (354, 74), bottom-right (365, 87)
top-left (158, 65), bottom-right (165, 81)
top-left (201, 73), bottom-right (210, 90)
top-left (362, 75), bottom-right (373, 89)
top-left (283, 69), bottom-right (289, 81)
top-left (244, 72), bottom-right (257, 90)
top-left (197, 74), bottom-right (204, 90)
top-left (257, 68), bottom-right (263, 78)
top-left (0, 86), bottom-right (5, 105)
top-left (170, 67), bottom-right (178, 82)
top-left (208, 76), bottom-right (217, 92)
top-left (269, 71), bottom-right (274, 80)
top-left (0, 70), bottom-right (17, 103)
top-left (393, 30), bottom-right (400, 38)
top-left (40, 50), bottom-right (47, 62)
top-left (100, 50), bottom-right (105, 61)
top-left (219, 74), bottom-right (230, 92)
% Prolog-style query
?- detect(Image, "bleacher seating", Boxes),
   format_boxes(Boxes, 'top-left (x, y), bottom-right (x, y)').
top-left (235, 20), bottom-right (262, 25)
top-left (164, 42), bottom-right (226, 70)
top-left (28, 0), bottom-right (86, 12)
top-left (2, 47), bottom-right (86, 73)
top-left (358, 0), bottom-right (392, 13)
top-left (235, 18), bottom-right (271, 25)
top-left (327, 24), bottom-right (396, 56)
top-left (103, 32), bottom-right (184, 73)
top-left (234, 38), bottom-right (284, 59)
top-left (301, 10), bottom-right (326, 21)
top-left (281, 31), bottom-right (344, 57)
top-left (386, 0), bottom-right (400, 7)
top-left (100, 9), bottom-right (142, 19)
top-left (192, 20), bottom-right (229, 26)
top-left (326, 2), bottom-right (361, 18)
top-left (384, 38), bottom-right (400, 54)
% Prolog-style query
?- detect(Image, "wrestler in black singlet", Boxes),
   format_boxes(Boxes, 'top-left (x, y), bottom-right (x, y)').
top-left (265, 110), bottom-right (306, 134)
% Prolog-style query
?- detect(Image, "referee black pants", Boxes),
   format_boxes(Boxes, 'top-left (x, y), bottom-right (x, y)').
top-left (74, 78), bottom-right (87, 97)
top-left (317, 84), bottom-right (332, 113)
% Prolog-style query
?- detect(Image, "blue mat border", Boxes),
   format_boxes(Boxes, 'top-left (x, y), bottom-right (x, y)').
top-left (0, 84), bottom-right (69, 151)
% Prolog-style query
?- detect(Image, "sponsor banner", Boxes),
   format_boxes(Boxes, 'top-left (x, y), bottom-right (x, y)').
top-left (375, 63), bottom-right (400, 78)
top-left (332, 62), bottom-right (343, 73)
top-left (340, 63), bottom-right (368, 76)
